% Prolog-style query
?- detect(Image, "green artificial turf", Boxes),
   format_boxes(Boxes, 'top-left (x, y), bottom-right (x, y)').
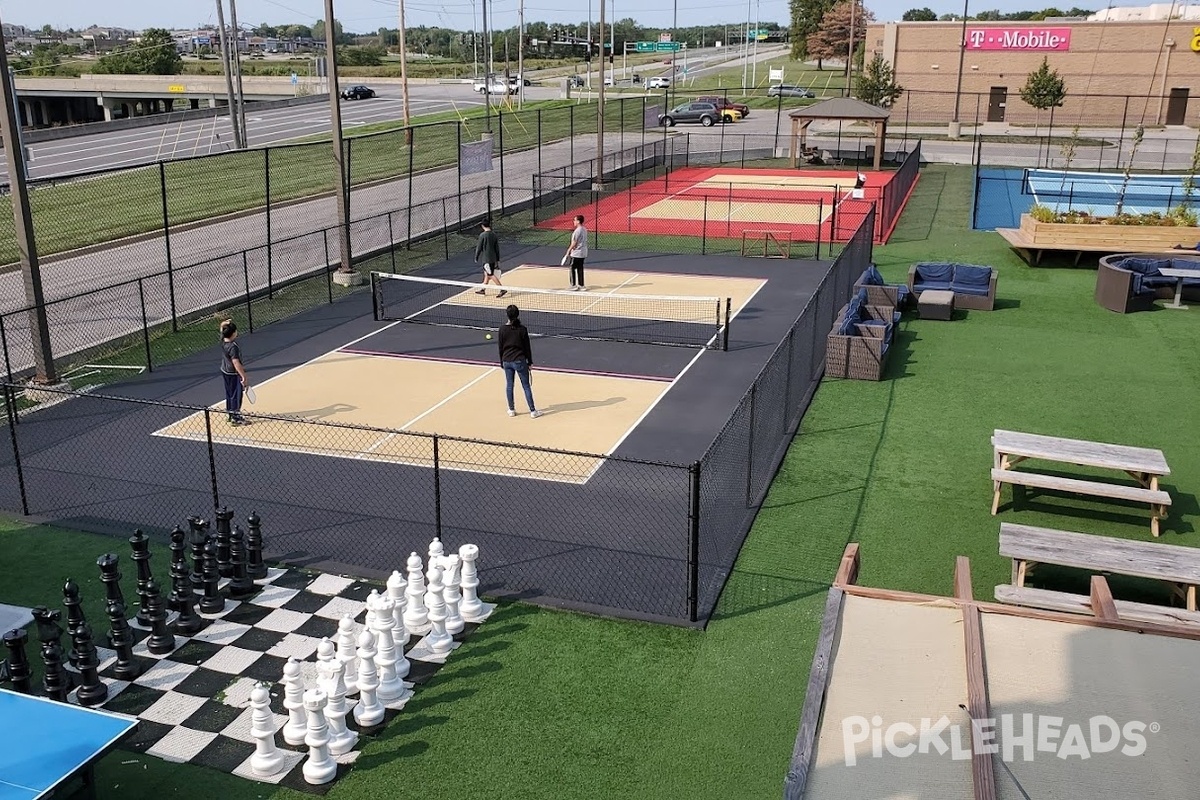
top-left (3, 162), bottom-right (1198, 799)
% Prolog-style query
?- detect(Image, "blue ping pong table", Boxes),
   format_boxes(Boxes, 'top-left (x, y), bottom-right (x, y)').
top-left (0, 688), bottom-right (138, 800)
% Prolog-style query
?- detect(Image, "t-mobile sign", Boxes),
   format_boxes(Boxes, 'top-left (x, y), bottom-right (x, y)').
top-left (966, 27), bottom-right (1072, 51)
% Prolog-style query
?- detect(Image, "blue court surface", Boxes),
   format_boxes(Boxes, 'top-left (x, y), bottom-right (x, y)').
top-left (973, 167), bottom-right (1193, 229)
top-left (0, 689), bottom-right (138, 799)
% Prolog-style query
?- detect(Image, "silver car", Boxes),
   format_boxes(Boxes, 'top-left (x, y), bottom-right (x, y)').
top-left (767, 84), bottom-right (815, 98)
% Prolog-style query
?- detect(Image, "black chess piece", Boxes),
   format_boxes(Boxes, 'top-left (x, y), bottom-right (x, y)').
top-left (143, 580), bottom-right (176, 656)
top-left (215, 506), bottom-right (235, 579)
top-left (2, 629), bottom-right (32, 693)
top-left (188, 516), bottom-right (210, 597)
top-left (167, 527), bottom-right (190, 614)
top-left (200, 539), bottom-right (225, 614)
top-left (129, 529), bottom-right (153, 627)
top-left (227, 525), bottom-right (257, 600)
top-left (34, 606), bottom-right (70, 701)
top-left (246, 511), bottom-right (267, 580)
top-left (63, 578), bottom-right (86, 669)
top-left (105, 599), bottom-right (141, 682)
top-left (172, 577), bottom-right (203, 636)
top-left (96, 553), bottom-right (125, 646)
top-left (72, 622), bottom-right (108, 707)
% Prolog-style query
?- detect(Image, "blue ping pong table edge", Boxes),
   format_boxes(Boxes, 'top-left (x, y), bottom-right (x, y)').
top-left (0, 689), bottom-right (138, 799)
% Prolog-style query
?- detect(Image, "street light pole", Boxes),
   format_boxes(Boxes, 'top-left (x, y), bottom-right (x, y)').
top-left (950, 0), bottom-right (970, 139)
top-left (481, 0), bottom-right (491, 132)
top-left (324, 0), bottom-right (356, 282)
top-left (595, 0), bottom-right (606, 188)
top-left (397, 0), bottom-right (412, 129)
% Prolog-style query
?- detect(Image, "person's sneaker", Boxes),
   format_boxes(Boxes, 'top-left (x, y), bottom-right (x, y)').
top-left (476, 289), bottom-right (486, 295)
top-left (231, 417), bottom-right (251, 426)
top-left (530, 410), bottom-right (542, 419)
top-left (507, 409), bottom-right (516, 417)
top-left (579, 286), bottom-right (587, 292)
top-left (571, 285), bottom-right (581, 292)
top-left (497, 290), bottom-right (507, 298)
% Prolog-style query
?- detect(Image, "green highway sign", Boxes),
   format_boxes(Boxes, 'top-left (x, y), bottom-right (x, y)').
top-left (656, 41), bottom-right (681, 51)
top-left (636, 40), bottom-right (681, 52)
top-left (635, 41), bottom-right (656, 52)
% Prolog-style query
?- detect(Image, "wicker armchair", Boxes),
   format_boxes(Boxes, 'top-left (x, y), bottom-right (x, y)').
top-left (826, 321), bottom-right (891, 381)
top-left (853, 264), bottom-right (910, 309)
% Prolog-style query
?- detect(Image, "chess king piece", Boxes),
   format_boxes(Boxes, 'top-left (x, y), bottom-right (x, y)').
top-left (226, 525), bottom-right (257, 600)
top-left (106, 599), bottom-right (141, 681)
top-left (458, 544), bottom-right (486, 621)
top-left (129, 528), bottom-right (154, 627)
top-left (423, 565), bottom-right (454, 656)
top-left (246, 512), bottom-right (268, 580)
top-left (72, 621), bottom-right (108, 707)
top-left (96, 553), bottom-right (125, 645)
top-left (367, 593), bottom-right (410, 704)
top-left (2, 628), bottom-right (32, 694)
top-left (144, 579), bottom-right (176, 656)
top-left (302, 688), bottom-right (338, 786)
top-left (199, 538), bottom-right (224, 614)
top-left (166, 527), bottom-right (190, 614)
top-left (402, 553), bottom-right (429, 633)
top-left (386, 570), bottom-right (410, 650)
top-left (316, 657), bottom-right (357, 756)
top-left (249, 683), bottom-right (286, 777)
top-left (282, 658), bottom-right (308, 746)
top-left (214, 506), bottom-right (235, 578)
top-left (33, 606), bottom-right (69, 701)
top-left (352, 628), bottom-right (385, 730)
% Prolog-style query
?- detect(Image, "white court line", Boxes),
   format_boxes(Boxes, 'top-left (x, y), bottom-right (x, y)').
top-left (397, 367), bottom-right (497, 431)
top-left (577, 272), bottom-right (642, 313)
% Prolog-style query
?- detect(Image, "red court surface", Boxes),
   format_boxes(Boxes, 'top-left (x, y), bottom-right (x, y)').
top-left (536, 166), bottom-right (915, 246)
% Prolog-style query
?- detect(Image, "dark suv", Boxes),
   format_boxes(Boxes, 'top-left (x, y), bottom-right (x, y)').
top-left (695, 95), bottom-right (750, 119)
top-left (658, 102), bottom-right (725, 128)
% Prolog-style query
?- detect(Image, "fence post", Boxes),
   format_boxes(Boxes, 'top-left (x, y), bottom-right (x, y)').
top-left (687, 461), bottom-right (700, 623)
top-left (774, 92), bottom-right (783, 154)
top-left (158, 162), bottom-right (178, 332)
top-left (408, 126), bottom-right (416, 246)
top-left (783, 328), bottom-right (795, 425)
top-left (265, 148), bottom-right (273, 299)
top-left (3, 384), bottom-right (29, 516)
top-left (701, 196), bottom-right (708, 255)
top-left (745, 383), bottom-right (756, 506)
top-left (387, 212), bottom-right (397, 272)
top-left (498, 111), bottom-right (506, 197)
top-left (455, 123), bottom-right (463, 231)
top-left (137, 278), bottom-right (153, 372)
top-left (537, 110), bottom-right (543, 175)
top-left (815, 198), bottom-right (823, 259)
top-left (442, 197), bottom-right (450, 260)
top-left (723, 298), bottom-right (731, 352)
top-left (0, 314), bottom-right (12, 387)
top-left (203, 409), bottom-right (220, 513)
top-left (242, 251), bottom-right (254, 332)
top-left (487, 185), bottom-right (493, 220)
top-left (433, 434), bottom-right (442, 539)
top-left (569, 106), bottom-right (575, 166)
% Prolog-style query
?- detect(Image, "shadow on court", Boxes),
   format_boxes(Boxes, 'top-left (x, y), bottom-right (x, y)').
top-left (539, 396), bottom-right (627, 415)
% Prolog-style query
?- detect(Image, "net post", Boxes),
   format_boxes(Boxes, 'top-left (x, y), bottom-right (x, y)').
top-left (3, 383), bottom-right (29, 515)
top-left (701, 196), bottom-right (708, 256)
top-left (159, 161), bottom-right (178, 333)
top-left (815, 198), bottom-right (823, 260)
top-left (723, 298), bottom-right (731, 352)
top-left (687, 460), bottom-right (700, 623)
top-left (433, 434), bottom-right (442, 539)
top-left (0, 313), bottom-right (12, 387)
top-left (370, 272), bottom-right (380, 321)
top-left (442, 197), bottom-right (450, 260)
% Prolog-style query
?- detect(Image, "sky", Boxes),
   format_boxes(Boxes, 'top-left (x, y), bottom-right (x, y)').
top-left (0, 0), bottom-right (1088, 36)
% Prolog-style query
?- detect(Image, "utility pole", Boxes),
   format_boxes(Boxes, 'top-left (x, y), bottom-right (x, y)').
top-left (742, 0), bottom-right (750, 93)
top-left (950, 0), bottom-right (971, 139)
top-left (845, 0), bottom-right (856, 96)
top-left (228, 0), bottom-right (248, 146)
top-left (752, 0), bottom-right (760, 87)
top-left (595, 0), bottom-right (606, 188)
top-left (214, 0), bottom-right (243, 148)
top-left (0, 22), bottom-right (57, 385)
top-left (324, 0), bottom-right (356, 282)
top-left (471, 0), bottom-right (479, 77)
top-left (481, 0), bottom-right (491, 131)
top-left (517, 0), bottom-right (525, 109)
top-left (397, 0), bottom-right (412, 129)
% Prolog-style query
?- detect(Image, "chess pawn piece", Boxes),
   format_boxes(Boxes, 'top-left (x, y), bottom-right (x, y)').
top-left (214, 506), bottom-right (235, 578)
top-left (441, 555), bottom-right (465, 636)
top-left (249, 684), bottom-right (286, 777)
top-left (368, 594), bottom-right (407, 703)
top-left (317, 657), bottom-right (358, 756)
top-left (458, 544), bottom-right (485, 621)
top-left (199, 539), bottom-right (224, 614)
top-left (129, 529), bottom-right (154, 627)
top-left (172, 569), bottom-right (203, 637)
top-left (428, 536), bottom-right (444, 566)
top-left (144, 579), bottom-right (176, 656)
top-left (226, 525), bottom-right (257, 600)
top-left (352, 629), bottom-right (385, 729)
top-left (403, 553), bottom-right (429, 634)
top-left (2, 628), bottom-right (32, 694)
top-left (246, 512), bottom-right (268, 580)
top-left (334, 616), bottom-right (358, 695)
top-left (62, 577), bottom-right (86, 669)
top-left (423, 566), bottom-right (454, 655)
top-left (301, 688), bottom-right (337, 786)
top-left (187, 516), bottom-right (210, 597)
top-left (106, 599), bottom-right (141, 681)
top-left (315, 638), bottom-right (337, 684)
top-left (282, 658), bottom-right (308, 746)
top-left (386, 570), bottom-right (410, 650)
top-left (33, 606), bottom-right (69, 701)
top-left (72, 622), bottom-right (108, 707)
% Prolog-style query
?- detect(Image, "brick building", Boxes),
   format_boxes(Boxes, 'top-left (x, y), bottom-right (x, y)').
top-left (866, 19), bottom-right (1200, 127)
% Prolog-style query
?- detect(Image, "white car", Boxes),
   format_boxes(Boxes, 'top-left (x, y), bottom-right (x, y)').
top-left (648, 76), bottom-right (671, 89)
top-left (473, 78), bottom-right (514, 95)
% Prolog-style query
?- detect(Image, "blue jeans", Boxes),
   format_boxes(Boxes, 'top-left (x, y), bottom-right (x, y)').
top-left (222, 372), bottom-right (244, 421)
top-left (502, 360), bottom-right (536, 412)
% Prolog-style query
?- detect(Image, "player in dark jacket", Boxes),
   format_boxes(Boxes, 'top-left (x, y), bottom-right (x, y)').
top-left (474, 218), bottom-right (506, 298)
top-left (497, 305), bottom-right (539, 418)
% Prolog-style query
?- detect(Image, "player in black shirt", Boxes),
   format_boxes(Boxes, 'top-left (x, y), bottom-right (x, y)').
top-left (220, 319), bottom-right (250, 425)
top-left (497, 305), bottom-right (539, 418)
top-left (474, 218), bottom-right (507, 298)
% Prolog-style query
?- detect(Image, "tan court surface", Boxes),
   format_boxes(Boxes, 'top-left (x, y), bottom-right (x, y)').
top-left (804, 594), bottom-right (1198, 799)
top-left (696, 173), bottom-right (860, 191)
top-left (154, 351), bottom-right (673, 483)
top-left (632, 197), bottom-right (831, 225)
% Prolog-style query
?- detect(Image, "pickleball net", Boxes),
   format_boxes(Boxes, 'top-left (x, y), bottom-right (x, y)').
top-left (371, 272), bottom-right (731, 350)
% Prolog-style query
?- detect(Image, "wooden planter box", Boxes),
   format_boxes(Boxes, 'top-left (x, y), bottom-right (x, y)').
top-left (1017, 214), bottom-right (1199, 251)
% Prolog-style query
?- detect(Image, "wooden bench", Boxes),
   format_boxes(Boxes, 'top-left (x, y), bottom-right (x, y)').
top-left (991, 468), bottom-right (1172, 536)
top-left (997, 522), bottom-right (1200, 612)
top-left (994, 584), bottom-right (1200, 626)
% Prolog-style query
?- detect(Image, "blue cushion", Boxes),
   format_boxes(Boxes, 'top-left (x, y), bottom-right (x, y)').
top-left (846, 296), bottom-right (864, 321)
top-left (915, 280), bottom-right (953, 292)
top-left (1119, 257), bottom-right (1170, 275)
top-left (914, 263), bottom-right (955, 282)
top-left (1142, 275), bottom-right (1175, 288)
top-left (854, 287), bottom-right (870, 306)
top-left (952, 264), bottom-right (993, 287)
top-left (1131, 273), bottom-right (1145, 295)
top-left (954, 284), bottom-right (992, 297)
top-left (1169, 258), bottom-right (1200, 272)
top-left (838, 315), bottom-right (855, 336)
top-left (863, 264), bottom-right (885, 286)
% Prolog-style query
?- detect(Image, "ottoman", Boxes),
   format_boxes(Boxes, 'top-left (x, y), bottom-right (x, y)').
top-left (918, 289), bottom-right (955, 320)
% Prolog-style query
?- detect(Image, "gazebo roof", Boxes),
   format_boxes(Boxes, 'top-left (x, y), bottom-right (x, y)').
top-left (788, 97), bottom-right (891, 121)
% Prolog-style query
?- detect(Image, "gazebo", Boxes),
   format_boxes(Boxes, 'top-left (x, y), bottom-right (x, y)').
top-left (788, 98), bottom-right (890, 171)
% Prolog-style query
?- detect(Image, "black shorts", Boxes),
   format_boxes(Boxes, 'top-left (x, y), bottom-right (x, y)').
top-left (482, 263), bottom-right (501, 276)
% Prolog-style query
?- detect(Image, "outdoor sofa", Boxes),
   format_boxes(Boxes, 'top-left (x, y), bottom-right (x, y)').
top-left (1095, 254), bottom-right (1200, 313)
top-left (906, 263), bottom-right (998, 311)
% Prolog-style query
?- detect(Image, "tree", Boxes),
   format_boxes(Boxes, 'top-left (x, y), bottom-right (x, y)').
top-left (806, 0), bottom-right (874, 71)
top-left (790, 0), bottom-right (836, 61)
top-left (337, 45), bottom-right (384, 66)
top-left (1020, 56), bottom-right (1066, 133)
top-left (94, 27), bottom-right (182, 75)
top-left (902, 7), bottom-right (937, 20)
top-left (855, 53), bottom-right (903, 107)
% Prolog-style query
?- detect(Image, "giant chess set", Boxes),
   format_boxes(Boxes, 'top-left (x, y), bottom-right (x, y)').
top-left (0, 509), bottom-right (494, 793)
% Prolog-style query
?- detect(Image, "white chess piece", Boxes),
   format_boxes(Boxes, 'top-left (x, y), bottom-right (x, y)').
top-left (403, 553), bottom-right (430, 633)
top-left (302, 688), bottom-right (337, 785)
top-left (423, 565), bottom-right (454, 655)
top-left (442, 554), bottom-right (464, 635)
top-left (249, 683), bottom-right (285, 777)
top-left (458, 544), bottom-right (484, 620)
top-left (318, 658), bottom-right (358, 756)
top-left (369, 593), bottom-right (408, 703)
top-left (428, 536), bottom-right (444, 565)
top-left (353, 628), bottom-right (385, 728)
top-left (282, 657), bottom-right (308, 746)
top-left (386, 570), bottom-right (410, 649)
top-left (316, 637), bottom-right (337, 671)
top-left (335, 615), bottom-right (358, 694)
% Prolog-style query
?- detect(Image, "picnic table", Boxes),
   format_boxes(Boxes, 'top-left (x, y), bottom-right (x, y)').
top-left (990, 429), bottom-right (1172, 536)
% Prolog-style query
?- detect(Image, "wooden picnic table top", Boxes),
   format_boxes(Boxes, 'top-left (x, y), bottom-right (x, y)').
top-left (992, 429), bottom-right (1170, 477)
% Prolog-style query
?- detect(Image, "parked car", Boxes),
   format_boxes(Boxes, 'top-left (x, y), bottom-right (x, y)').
top-left (647, 76), bottom-right (671, 89)
top-left (473, 77), bottom-right (515, 94)
top-left (340, 85), bottom-right (376, 100)
top-left (659, 102), bottom-right (738, 128)
top-left (695, 95), bottom-right (750, 119)
top-left (767, 84), bottom-right (815, 98)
